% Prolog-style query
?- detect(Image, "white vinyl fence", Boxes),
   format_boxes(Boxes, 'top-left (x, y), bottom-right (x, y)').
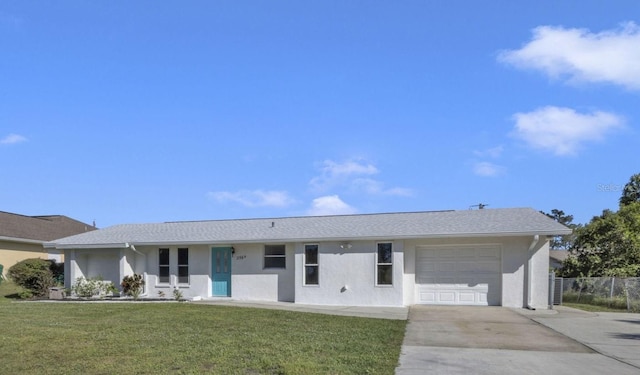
top-left (556, 277), bottom-right (640, 312)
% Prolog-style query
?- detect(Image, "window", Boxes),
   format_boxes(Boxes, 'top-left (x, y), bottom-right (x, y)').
top-left (178, 248), bottom-right (189, 284)
top-left (304, 244), bottom-right (319, 285)
top-left (376, 243), bottom-right (393, 285)
top-left (159, 248), bottom-right (170, 283)
top-left (264, 245), bottom-right (286, 268)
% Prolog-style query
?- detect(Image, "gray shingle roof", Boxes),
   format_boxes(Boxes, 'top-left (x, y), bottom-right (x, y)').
top-left (47, 208), bottom-right (572, 249)
top-left (0, 211), bottom-right (97, 242)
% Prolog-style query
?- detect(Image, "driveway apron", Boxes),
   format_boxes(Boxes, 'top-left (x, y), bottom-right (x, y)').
top-left (397, 306), bottom-right (639, 375)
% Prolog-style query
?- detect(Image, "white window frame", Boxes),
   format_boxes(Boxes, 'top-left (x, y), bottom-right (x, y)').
top-left (158, 248), bottom-right (170, 284)
top-left (264, 244), bottom-right (286, 269)
top-left (177, 247), bottom-right (189, 285)
top-left (303, 244), bottom-right (319, 286)
top-left (375, 242), bottom-right (393, 286)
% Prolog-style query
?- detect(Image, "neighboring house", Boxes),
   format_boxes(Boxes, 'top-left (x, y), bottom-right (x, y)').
top-left (46, 208), bottom-right (570, 308)
top-left (549, 250), bottom-right (570, 272)
top-left (0, 211), bottom-right (96, 277)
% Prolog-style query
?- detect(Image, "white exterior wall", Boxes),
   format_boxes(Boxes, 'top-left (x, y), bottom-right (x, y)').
top-left (64, 248), bottom-right (121, 289)
top-left (529, 239), bottom-right (550, 309)
top-left (63, 235), bottom-right (549, 307)
top-left (231, 243), bottom-right (295, 302)
top-left (294, 241), bottom-right (404, 306)
top-left (404, 236), bottom-right (547, 308)
top-left (136, 245), bottom-right (211, 299)
top-left (129, 243), bottom-right (294, 301)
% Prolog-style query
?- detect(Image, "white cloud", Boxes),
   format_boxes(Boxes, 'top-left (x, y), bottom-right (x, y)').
top-left (511, 106), bottom-right (623, 156)
top-left (352, 178), bottom-right (413, 196)
top-left (499, 22), bottom-right (640, 90)
top-left (0, 133), bottom-right (27, 145)
top-left (207, 190), bottom-right (295, 208)
top-left (307, 195), bottom-right (357, 216)
top-left (309, 158), bottom-right (411, 196)
top-left (309, 159), bottom-right (378, 191)
top-left (473, 162), bottom-right (505, 177)
top-left (474, 146), bottom-right (503, 159)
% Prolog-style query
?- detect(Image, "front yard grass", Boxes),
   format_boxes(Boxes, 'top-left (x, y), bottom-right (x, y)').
top-left (563, 302), bottom-right (633, 313)
top-left (0, 281), bottom-right (406, 374)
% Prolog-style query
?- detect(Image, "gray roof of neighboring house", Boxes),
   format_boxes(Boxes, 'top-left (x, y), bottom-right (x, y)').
top-left (0, 211), bottom-right (97, 242)
top-left (549, 250), bottom-right (570, 263)
top-left (47, 208), bottom-right (572, 249)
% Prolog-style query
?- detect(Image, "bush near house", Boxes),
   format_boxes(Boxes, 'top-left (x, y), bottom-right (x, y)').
top-left (7, 258), bottom-right (62, 297)
top-left (70, 276), bottom-right (118, 298)
top-left (121, 274), bottom-right (145, 299)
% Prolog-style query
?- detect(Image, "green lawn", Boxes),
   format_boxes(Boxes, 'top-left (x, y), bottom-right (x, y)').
top-left (0, 281), bottom-right (406, 374)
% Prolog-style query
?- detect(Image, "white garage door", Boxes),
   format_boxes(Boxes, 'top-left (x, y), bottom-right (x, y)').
top-left (416, 245), bottom-right (502, 306)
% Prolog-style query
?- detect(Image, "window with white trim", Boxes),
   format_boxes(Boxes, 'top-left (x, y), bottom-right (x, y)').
top-left (178, 248), bottom-right (189, 284)
top-left (264, 245), bottom-right (286, 269)
top-left (159, 248), bottom-right (170, 283)
top-left (304, 244), bottom-right (319, 285)
top-left (376, 242), bottom-right (393, 285)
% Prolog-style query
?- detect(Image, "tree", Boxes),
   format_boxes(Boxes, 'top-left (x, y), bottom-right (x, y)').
top-left (561, 202), bottom-right (640, 277)
top-left (620, 173), bottom-right (640, 207)
top-left (542, 209), bottom-right (579, 250)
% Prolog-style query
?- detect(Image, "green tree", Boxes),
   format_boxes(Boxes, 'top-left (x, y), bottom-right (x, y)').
top-left (620, 173), bottom-right (640, 207)
top-left (561, 202), bottom-right (640, 277)
top-left (542, 209), bottom-right (578, 250)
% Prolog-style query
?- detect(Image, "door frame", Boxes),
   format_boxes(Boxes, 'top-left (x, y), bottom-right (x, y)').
top-left (211, 246), bottom-right (233, 297)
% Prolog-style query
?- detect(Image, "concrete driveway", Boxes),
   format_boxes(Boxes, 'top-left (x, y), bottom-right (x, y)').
top-left (397, 305), bottom-right (640, 374)
top-left (527, 306), bottom-right (640, 369)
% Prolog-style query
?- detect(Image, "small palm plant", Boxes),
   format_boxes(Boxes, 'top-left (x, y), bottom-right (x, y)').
top-left (121, 274), bottom-right (145, 300)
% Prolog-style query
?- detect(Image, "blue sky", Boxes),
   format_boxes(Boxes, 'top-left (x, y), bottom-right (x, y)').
top-left (1, 1), bottom-right (639, 227)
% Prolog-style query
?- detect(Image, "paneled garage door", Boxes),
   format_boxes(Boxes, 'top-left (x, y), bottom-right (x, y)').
top-left (416, 245), bottom-right (502, 306)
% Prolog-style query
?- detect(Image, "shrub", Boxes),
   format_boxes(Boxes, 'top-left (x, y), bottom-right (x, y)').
top-left (71, 276), bottom-right (117, 298)
top-left (8, 258), bottom-right (56, 297)
top-left (173, 288), bottom-right (184, 301)
top-left (121, 274), bottom-right (145, 300)
top-left (18, 290), bottom-right (33, 299)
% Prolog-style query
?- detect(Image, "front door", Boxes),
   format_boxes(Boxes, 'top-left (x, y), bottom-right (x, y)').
top-left (212, 247), bottom-right (232, 297)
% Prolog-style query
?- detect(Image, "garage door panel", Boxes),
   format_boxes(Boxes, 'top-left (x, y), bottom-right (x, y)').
top-left (420, 291), bottom-right (436, 303)
top-left (459, 292), bottom-right (476, 303)
top-left (457, 262), bottom-right (479, 272)
top-left (416, 246), bottom-right (502, 306)
top-left (477, 247), bottom-right (500, 258)
top-left (473, 262), bottom-right (501, 273)
top-left (418, 262), bottom-right (435, 272)
top-left (456, 248), bottom-right (476, 258)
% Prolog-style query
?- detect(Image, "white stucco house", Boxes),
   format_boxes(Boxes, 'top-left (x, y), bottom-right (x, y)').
top-left (45, 208), bottom-right (571, 308)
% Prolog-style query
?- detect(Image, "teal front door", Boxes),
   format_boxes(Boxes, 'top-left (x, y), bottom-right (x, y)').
top-left (212, 247), bottom-right (232, 297)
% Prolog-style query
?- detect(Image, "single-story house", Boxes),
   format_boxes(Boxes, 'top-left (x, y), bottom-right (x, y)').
top-left (45, 208), bottom-right (571, 308)
top-left (0, 211), bottom-right (96, 277)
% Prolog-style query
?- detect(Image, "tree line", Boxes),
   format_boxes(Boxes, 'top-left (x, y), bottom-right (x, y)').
top-left (545, 173), bottom-right (640, 278)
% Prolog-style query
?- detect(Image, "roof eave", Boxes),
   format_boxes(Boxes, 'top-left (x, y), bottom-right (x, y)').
top-left (46, 243), bottom-right (129, 250)
top-left (50, 229), bottom-right (570, 249)
top-left (1, 235), bottom-right (45, 245)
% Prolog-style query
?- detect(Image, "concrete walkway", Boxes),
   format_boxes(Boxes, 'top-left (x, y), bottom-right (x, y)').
top-left (192, 299), bottom-right (409, 320)
top-left (397, 305), bottom-right (640, 375)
